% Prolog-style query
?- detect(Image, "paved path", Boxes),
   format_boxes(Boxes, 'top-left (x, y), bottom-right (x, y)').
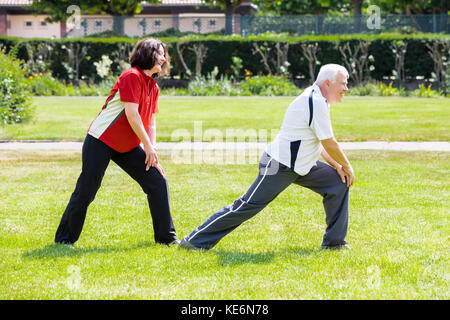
top-left (0, 141), bottom-right (449, 151)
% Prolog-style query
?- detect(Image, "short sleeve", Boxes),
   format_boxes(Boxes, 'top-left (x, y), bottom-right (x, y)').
top-left (118, 72), bottom-right (142, 104)
top-left (311, 98), bottom-right (334, 140)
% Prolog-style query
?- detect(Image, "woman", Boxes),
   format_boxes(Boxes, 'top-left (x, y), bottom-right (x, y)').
top-left (55, 39), bottom-right (179, 246)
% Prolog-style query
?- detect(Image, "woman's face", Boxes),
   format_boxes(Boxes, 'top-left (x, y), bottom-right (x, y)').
top-left (149, 45), bottom-right (166, 75)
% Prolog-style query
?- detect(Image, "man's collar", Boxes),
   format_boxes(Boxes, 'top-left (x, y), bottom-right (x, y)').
top-left (312, 83), bottom-right (322, 96)
top-left (312, 83), bottom-right (328, 104)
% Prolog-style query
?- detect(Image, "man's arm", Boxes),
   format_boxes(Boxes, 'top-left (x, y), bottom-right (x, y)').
top-left (124, 102), bottom-right (157, 171)
top-left (321, 137), bottom-right (354, 187)
top-left (321, 148), bottom-right (341, 169)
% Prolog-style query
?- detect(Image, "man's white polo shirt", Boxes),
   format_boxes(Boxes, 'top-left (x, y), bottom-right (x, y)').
top-left (265, 84), bottom-right (334, 175)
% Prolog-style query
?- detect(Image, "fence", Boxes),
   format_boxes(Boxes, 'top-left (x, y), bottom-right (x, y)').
top-left (241, 14), bottom-right (449, 35)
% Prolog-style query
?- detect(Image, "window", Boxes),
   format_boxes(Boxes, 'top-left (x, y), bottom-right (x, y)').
top-left (154, 20), bottom-right (161, 27)
top-left (39, 21), bottom-right (48, 29)
top-left (209, 20), bottom-right (216, 27)
top-left (24, 21), bottom-right (33, 28)
top-left (95, 21), bottom-right (102, 28)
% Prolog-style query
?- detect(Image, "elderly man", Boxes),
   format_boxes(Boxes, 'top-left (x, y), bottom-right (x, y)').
top-left (180, 64), bottom-right (354, 251)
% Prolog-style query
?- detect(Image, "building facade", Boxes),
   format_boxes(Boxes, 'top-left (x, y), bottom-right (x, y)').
top-left (0, 0), bottom-right (257, 38)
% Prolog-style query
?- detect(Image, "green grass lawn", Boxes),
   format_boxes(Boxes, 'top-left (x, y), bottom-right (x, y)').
top-left (0, 96), bottom-right (449, 142)
top-left (0, 150), bottom-right (448, 299)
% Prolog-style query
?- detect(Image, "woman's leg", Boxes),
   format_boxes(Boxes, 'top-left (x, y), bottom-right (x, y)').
top-left (55, 135), bottom-right (112, 244)
top-left (113, 146), bottom-right (178, 244)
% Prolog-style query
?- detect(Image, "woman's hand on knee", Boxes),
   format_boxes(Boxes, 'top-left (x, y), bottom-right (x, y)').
top-left (143, 143), bottom-right (158, 171)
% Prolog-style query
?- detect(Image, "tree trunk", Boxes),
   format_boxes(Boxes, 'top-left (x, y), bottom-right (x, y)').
top-left (113, 15), bottom-right (124, 35)
top-left (225, 5), bottom-right (233, 35)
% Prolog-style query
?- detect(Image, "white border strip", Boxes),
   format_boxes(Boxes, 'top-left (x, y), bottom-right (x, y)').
top-left (1, 141), bottom-right (449, 151)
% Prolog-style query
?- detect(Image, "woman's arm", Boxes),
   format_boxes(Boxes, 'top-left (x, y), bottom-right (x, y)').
top-left (145, 115), bottom-right (164, 176)
top-left (124, 102), bottom-right (158, 171)
top-left (148, 116), bottom-right (156, 147)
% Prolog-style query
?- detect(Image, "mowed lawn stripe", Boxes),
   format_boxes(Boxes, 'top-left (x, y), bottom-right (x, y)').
top-left (0, 96), bottom-right (448, 142)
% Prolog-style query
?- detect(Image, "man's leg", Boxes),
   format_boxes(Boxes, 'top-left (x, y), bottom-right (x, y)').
top-left (112, 146), bottom-right (178, 244)
top-left (294, 161), bottom-right (349, 248)
top-left (182, 153), bottom-right (298, 250)
top-left (55, 135), bottom-right (112, 244)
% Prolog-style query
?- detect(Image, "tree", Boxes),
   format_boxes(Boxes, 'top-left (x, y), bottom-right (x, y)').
top-left (31, 0), bottom-right (160, 35)
top-left (203, 0), bottom-right (247, 35)
top-left (368, 0), bottom-right (448, 14)
top-left (426, 40), bottom-right (450, 94)
top-left (301, 42), bottom-right (320, 84)
top-left (390, 40), bottom-right (408, 88)
top-left (251, 42), bottom-right (290, 76)
top-left (339, 41), bottom-right (372, 86)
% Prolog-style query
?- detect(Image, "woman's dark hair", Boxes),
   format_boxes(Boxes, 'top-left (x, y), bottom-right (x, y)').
top-left (129, 38), bottom-right (170, 77)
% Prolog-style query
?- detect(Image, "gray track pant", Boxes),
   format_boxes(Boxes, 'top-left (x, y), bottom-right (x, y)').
top-left (184, 152), bottom-right (349, 249)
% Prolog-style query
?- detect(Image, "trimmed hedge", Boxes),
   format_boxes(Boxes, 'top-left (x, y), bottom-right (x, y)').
top-left (1, 33), bottom-right (449, 85)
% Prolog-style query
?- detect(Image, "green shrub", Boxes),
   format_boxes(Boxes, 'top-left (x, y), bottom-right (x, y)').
top-left (348, 82), bottom-right (380, 96)
top-left (238, 75), bottom-right (299, 96)
top-left (26, 72), bottom-right (114, 96)
top-left (413, 83), bottom-right (442, 98)
top-left (187, 68), bottom-right (237, 96)
top-left (0, 48), bottom-right (33, 124)
top-left (348, 81), bottom-right (442, 97)
top-left (26, 72), bottom-right (68, 95)
top-left (159, 74), bottom-right (300, 96)
top-left (444, 69), bottom-right (450, 96)
top-left (160, 87), bottom-right (189, 96)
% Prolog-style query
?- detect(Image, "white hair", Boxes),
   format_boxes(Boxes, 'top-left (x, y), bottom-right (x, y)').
top-left (314, 64), bottom-right (349, 85)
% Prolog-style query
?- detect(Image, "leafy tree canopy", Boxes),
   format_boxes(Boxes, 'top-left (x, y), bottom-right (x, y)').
top-left (30, 0), bottom-right (161, 22)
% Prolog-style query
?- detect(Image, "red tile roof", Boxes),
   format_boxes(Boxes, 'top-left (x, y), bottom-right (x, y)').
top-left (0, 0), bottom-right (32, 6)
top-left (0, 0), bottom-right (208, 6)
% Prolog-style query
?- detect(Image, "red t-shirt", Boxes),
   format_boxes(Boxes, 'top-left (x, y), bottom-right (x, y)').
top-left (88, 67), bottom-right (159, 152)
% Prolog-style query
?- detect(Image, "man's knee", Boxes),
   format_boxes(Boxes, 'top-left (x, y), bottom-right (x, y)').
top-left (334, 181), bottom-right (349, 197)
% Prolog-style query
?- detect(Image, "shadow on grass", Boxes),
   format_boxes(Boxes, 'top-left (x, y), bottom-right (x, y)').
top-left (22, 241), bottom-right (157, 259)
top-left (285, 247), bottom-right (320, 256)
top-left (214, 247), bottom-right (316, 266)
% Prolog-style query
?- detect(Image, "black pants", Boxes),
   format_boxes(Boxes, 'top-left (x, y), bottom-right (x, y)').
top-left (55, 134), bottom-right (178, 245)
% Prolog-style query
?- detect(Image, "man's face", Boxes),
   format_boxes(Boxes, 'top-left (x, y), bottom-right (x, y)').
top-left (327, 72), bottom-right (348, 103)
